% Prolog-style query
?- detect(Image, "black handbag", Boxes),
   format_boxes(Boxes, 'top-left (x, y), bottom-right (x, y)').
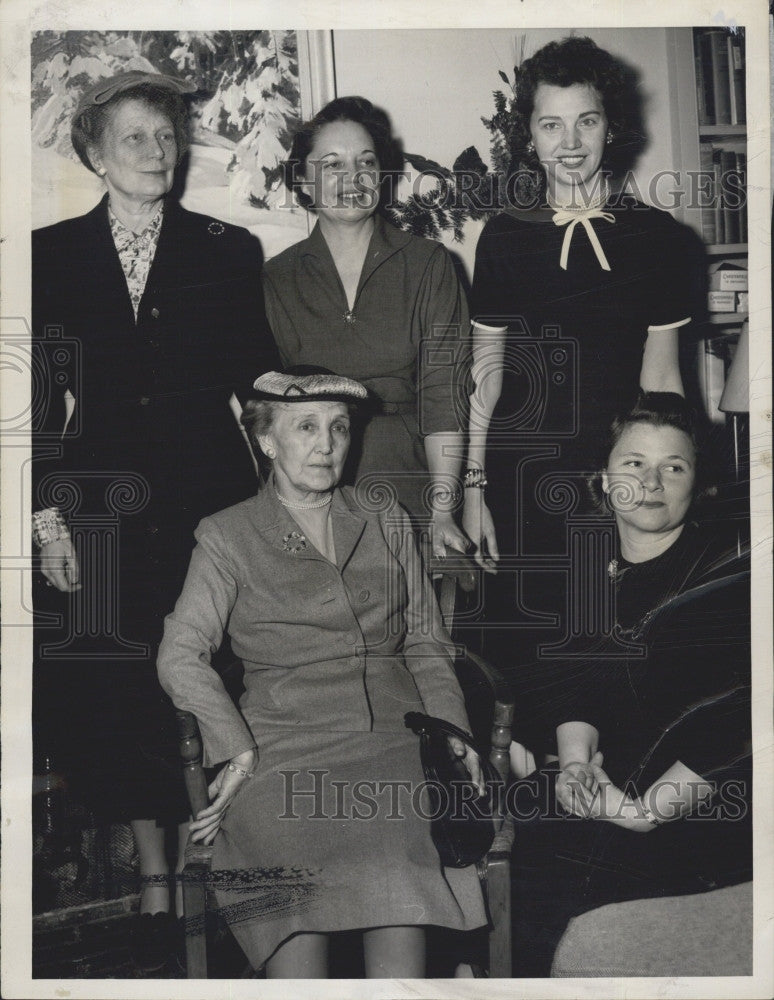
top-left (405, 711), bottom-right (502, 868)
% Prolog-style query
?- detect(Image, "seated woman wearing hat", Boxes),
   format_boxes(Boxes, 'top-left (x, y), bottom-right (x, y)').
top-left (157, 367), bottom-right (488, 979)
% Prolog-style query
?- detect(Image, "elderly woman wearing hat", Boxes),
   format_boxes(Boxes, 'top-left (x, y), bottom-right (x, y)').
top-left (32, 71), bottom-right (277, 966)
top-left (157, 367), bottom-right (488, 978)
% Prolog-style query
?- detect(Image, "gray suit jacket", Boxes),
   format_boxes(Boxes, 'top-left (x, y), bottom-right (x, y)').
top-left (158, 485), bottom-right (469, 766)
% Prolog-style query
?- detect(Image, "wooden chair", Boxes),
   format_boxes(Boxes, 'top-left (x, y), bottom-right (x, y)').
top-left (432, 554), bottom-right (515, 978)
top-left (176, 709), bottom-right (218, 979)
top-left (175, 557), bottom-right (515, 979)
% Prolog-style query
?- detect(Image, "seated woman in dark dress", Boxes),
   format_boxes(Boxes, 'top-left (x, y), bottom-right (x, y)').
top-left (507, 394), bottom-right (751, 977)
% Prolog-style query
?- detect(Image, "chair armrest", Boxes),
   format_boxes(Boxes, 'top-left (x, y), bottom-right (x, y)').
top-left (460, 649), bottom-right (514, 785)
top-left (176, 710), bottom-right (210, 818)
top-left (429, 553), bottom-right (479, 629)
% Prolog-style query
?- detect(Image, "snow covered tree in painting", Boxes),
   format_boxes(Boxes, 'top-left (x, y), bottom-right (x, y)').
top-left (31, 30), bottom-right (300, 211)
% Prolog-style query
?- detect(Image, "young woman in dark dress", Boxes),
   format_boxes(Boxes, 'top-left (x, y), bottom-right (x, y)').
top-left (506, 395), bottom-right (751, 976)
top-left (462, 36), bottom-right (702, 721)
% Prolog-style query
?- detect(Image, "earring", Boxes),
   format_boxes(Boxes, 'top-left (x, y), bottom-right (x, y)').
top-left (96, 167), bottom-right (106, 176)
top-left (526, 140), bottom-right (535, 154)
top-left (266, 448), bottom-right (276, 459)
top-left (606, 133), bottom-right (614, 146)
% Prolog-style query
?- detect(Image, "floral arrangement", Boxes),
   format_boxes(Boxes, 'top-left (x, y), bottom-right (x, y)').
top-left (388, 36), bottom-right (537, 241)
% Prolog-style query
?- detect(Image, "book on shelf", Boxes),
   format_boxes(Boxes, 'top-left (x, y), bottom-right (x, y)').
top-left (694, 36), bottom-right (709, 125)
top-left (695, 28), bottom-right (745, 127)
top-left (735, 151), bottom-right (748, 242)
top-left (712, 148), bottom-right (725, 244)
top-left (728, 33), bottom-right (745, 125)
top-left (699, 146), bottom-right (747, 247)
top-left (701, 30), bottom-right (732, 125)
top-left (698, 144), bottom-right (717, 243)
top-left (720, 149), bottom-right (740, 244)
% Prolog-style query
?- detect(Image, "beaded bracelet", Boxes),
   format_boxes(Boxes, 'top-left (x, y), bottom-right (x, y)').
top-left (462, 468), bottom-right (488, 489)
top-left (32, 508), bottom-right (71, 548)
top-left (227, 761), bottom-right (255, 779)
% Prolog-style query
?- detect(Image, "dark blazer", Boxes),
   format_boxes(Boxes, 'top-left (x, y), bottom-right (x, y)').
top-left (32, 195), bottom-right (279, 630)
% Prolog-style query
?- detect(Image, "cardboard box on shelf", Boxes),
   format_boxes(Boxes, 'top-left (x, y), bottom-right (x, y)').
top-left (708, 290), bottom-right (737, 312)
top-left (709, 261), bottom-right (748, 292)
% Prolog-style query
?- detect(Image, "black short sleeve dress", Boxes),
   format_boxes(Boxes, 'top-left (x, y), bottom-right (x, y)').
top-left (468, 196), bottom-right (699, 678)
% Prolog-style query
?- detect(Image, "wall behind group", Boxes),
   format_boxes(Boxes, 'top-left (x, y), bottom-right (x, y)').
top-left (332, 27), bottom-right (695, 280)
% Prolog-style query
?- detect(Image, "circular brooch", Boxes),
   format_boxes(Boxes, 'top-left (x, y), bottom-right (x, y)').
top-left (207, 221), bottom-right (225, 236)
top-left (283, 531), bottom-right (307, 554)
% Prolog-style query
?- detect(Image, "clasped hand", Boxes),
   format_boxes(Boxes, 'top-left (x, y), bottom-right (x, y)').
top-left (555, 754), bottom-right (634, 828)
top-left (555, 753), bottom-right (608, 817)
top-left (430, 510), bottom-right (470, 561)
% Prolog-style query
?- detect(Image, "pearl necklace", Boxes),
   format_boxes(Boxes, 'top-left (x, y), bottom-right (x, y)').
top-left (276, 490), bottom-right (333, 511)
top-left (546, 177), bottom-right (609, 213)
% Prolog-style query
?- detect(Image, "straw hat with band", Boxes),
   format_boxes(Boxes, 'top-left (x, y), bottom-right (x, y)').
top-left (251, 366), bottom-right (369, 404)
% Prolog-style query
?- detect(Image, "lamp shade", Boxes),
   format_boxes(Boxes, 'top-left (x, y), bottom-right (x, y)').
top-left (719, 320), bottom-right (750, 413)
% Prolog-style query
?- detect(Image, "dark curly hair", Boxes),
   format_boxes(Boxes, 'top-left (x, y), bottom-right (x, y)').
top-left (71, 82), bottom-right (189, 174)
top-left (587, 392), bottom-right (717, 514)
top-left (509, 36), bottom-right (643, 198)
top-left (282, 96), bottom-right (402, 212)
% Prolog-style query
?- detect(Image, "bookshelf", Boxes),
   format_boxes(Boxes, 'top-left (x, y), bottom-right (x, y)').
top-left (692, 25), bottom-right (748, 297)
top-left (670, 27), bottom-right (748, 426)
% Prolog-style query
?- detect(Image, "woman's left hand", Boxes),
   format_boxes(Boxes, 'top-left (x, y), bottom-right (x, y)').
top-left (461, 490), bottom-right (499, 574)
top-left (448, 736), bottom-right (487, 798)
top-left (556, 762), bottom-right (624, 820)
top-left (556, 763), bottom-right (650, 832)
top-left (430, 511), bottom-right (470, 560)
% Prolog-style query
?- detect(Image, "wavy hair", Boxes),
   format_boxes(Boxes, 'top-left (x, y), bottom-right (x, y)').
top-left (587, 392), bottom-right (717, 514)
top-left (282, 95), bottom-right (402, 212)
top-left (509, 36), bottom-right (643, 198)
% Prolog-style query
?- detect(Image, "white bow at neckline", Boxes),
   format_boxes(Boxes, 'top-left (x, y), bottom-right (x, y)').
top-left (551, 206), bottom-right (616, 271)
